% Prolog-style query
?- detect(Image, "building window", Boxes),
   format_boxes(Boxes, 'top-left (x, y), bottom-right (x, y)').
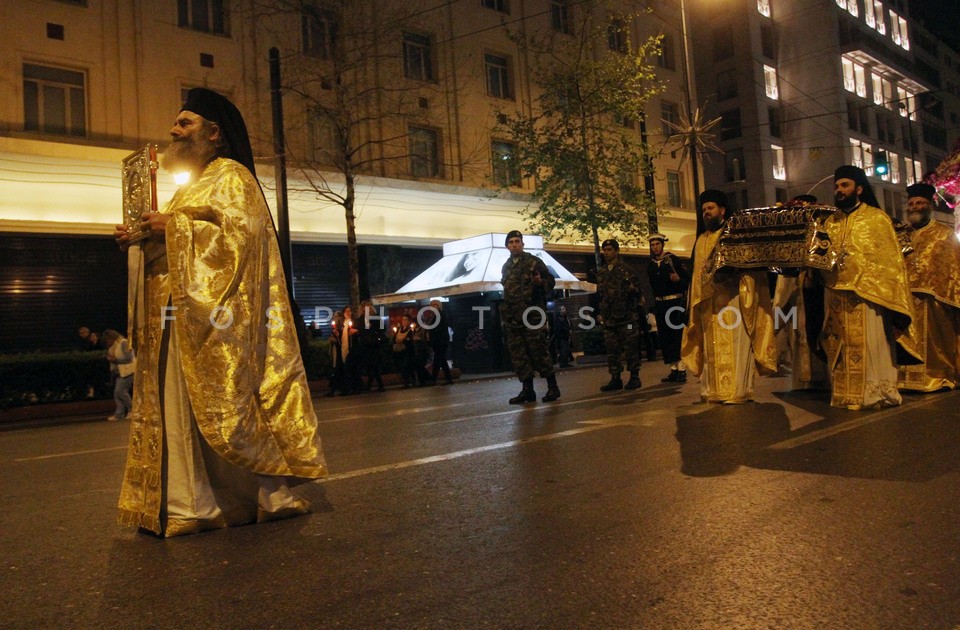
top-left (657, 33), bottom-right (676, 70)
top-left (905, 157), bottom-right (921, 185)
top-left (845, 0), bottom-right (858, 17)
top-left (763, 65), bottom-right (779, 99)
top-left (177, 0), bottom-right (229, 36)
top-left (307, 109), bottom-right (337, 164)
top-left (768, 106), bottom-right (781, 138)
top-left (551, 1), bottom-right (571, 34)
top-left (720, 109), bottom-right (742, 140)
top-left (481, 0), bottom-right (509, 14)
top-left (871, 72), bottom-right (883, 105)
top-left (485, 53), bottom-right (512, 99)
top-left (303, 5), bottom-right (336, 58)
top-left (887, 151), bottom-right (900, 184)
top-left (713, 24), bottom-right (734, 61)
top-left (666, 171), bottom-right (682, 207)
top-left (725, 149), bottom-right (745, 181)
top-left (874, 1), bottom-right (886, 34)
top-left (865, 0), bottom-right (879, 29)
top-left (409, 127), bottom-right (441, 178)
top-left (23, 63), bottom-right (86, 137)
top-left (842, 58), bottom-right (855, 92)
top-left (757, 0), bottom-right (770, 17)
top-left (403, 32), bottom-right (434, 81)
top-left (661, 100), bottom-right (680, 138)
top-left (491, 141), bottom-right (520, 187)
top-left (890, 11), bottom-right (908, 49)
top-left (760, 25), bottom-right (775, 59)
top-left (717, 69), bottom-right (737, 100)
top-left (882, 77), bottom-right (893, 109)
top-left (853, 64), bottom-right (866, 98)
top-left (771, 144), bottom-right (785, 180)
top-left (608, 17), bottom-right (628, 53)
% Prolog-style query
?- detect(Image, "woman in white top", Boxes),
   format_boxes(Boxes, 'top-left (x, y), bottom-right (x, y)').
top-left (102, 329), bottom-right (135, 421)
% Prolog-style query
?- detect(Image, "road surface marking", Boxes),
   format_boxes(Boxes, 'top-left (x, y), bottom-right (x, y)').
top-left (316, 417), bottom-right (636, 483)
top-left (765, 390), bottom-right (958, 450)
top-left (14, 445), bottom-right (127, 462)
top-left (418, 390), bottom-right (648, 426)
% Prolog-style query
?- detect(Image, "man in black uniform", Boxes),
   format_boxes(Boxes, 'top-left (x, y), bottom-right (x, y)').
top-left (646, 233), bottom-right (689, 383)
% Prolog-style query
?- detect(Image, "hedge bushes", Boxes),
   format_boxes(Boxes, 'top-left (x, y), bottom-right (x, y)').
top-left (0, 351), bottom-right (112, 410)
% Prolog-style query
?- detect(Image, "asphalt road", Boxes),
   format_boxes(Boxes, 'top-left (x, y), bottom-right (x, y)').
top-left (2, 363), bottom-right (959, 629)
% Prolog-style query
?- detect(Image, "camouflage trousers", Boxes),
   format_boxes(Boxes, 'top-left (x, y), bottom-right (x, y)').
top-left (604, 320), bottom-right (640, 375)
top-left (505, 324), bottom-right (554, 380)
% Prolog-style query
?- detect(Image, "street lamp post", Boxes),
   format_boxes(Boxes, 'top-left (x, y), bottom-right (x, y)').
top-left (679, 0), bottom-right (703, 234)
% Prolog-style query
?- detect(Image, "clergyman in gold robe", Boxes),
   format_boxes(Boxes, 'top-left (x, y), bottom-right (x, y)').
top-left (681, 190), bottom-right (778, 404)
top-left (114, 88), bottom-right (327, 537)
top-left (815, 165), bottom-right (917, 410)
top-left (897, 182), bottom-right (960, 391)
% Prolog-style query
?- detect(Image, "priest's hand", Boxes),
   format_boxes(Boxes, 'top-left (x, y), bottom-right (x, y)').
top-left (140, 212), bottom-right (170, 240)
top-left (114, 224), bottom-right (130, 251)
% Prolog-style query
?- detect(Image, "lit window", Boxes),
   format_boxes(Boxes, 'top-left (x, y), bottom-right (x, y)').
top-left (491, 141), bottom-right (520, 187)
top-left (846, 0), bottom-right (858, 17)
top-left (890, 10), bottom-right (901, 45)
top-left (889, 151), bottom-right (900, 184)
top-left (865, 0), bottom-right (876, 27)
top-left (874, 1), bottom-right (886, 33)
top-left (850, 138), bottom-right (863, 169)
top-left (899, 17), bottom-right (909, 49)
top-left (882, 78), bottom-right (893, 109)
top-left (666, 171), bottom-right (682, 207)
top-left (905, 157), bottom-right (922, 186)
top-left (842, 58), bottom-right (855, 93)
top-left (863, 141), bottom-right (874, 175)
top-left (764, 65), bottom-right (779, 99)
top-left (23, 63), bottom-right (86, 137)
top-left (871, 72), bottom-right (883, 105)
top-left (854, 63), bottom-right (866, 98)
top-left (757, 0), bottom-right (770, 17)
top-left (835, 0), bottom-right (844, 8)
top-left (771, 144), bottom-right (785, 180)
top-left (897, 86), bottom-right (909, 117)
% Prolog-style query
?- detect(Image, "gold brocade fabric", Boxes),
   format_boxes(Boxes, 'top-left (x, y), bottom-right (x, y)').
top-left (681, 229), bottom-right (778, 384)
top-left (904, 220), bottom-right (960, 310)
top-left (118, 158), bottom-right (327, 534)
top-left (897, 294), bottom-right (960, 391)
top-left (820, 203), bottom-right (914, 323)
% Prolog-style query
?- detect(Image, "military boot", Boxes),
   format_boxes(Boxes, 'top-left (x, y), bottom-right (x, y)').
top-left (600, 375), bottom-right (623, 391)
top-left (509, 377), bottom-right (536, 404)
top-left (676, 370), bottom-right (687, 383)
top-left (542, 374), bottom-right (561, 402)
top-left (661, 369), bottom-right (679, 383)
top-left (624, 371), bottom-right (641, 390)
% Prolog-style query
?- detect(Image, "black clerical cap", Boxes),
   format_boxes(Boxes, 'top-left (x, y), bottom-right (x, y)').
top-left (699, 189), bottom-right (728, 208)
top-left (181, 88), bottom-right (256, 178)
top-left (906, 182), bottom-right (935, 201)
top-left (833, 164), bottom-right (880, 208)
top-left (505, 230), bottom-right (523, 245)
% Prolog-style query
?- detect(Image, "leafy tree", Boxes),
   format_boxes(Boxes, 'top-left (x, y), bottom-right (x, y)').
top-left (499, 1), bottom-right (665, 266)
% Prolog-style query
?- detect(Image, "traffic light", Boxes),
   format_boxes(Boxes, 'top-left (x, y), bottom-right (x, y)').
top-left (875, 149), bottom-right (889, 176)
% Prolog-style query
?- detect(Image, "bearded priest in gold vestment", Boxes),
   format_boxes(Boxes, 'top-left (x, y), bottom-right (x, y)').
top-left (114, 89), bottom-right (327, 537)
top-left (816, 166), bottom-right (917, 410)
top-left (681, 190), bottom-right (778, 404)
top-left (897, 183), bottom-right (960, 392)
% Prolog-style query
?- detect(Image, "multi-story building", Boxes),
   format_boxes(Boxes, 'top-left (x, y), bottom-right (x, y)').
top-left (0, 0), bottom-right (698, 351)
top-left (686, 0), bottom-right (959, 229)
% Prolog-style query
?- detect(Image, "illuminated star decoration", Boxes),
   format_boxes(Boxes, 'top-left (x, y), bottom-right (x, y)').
top-left (663, 106), bottom-right (723, 169)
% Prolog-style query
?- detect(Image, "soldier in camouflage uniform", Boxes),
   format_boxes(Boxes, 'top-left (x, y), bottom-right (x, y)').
top-left (597, 238), bottom-right (642, 391)
top-left (500, 230), bottom-right (561, 404)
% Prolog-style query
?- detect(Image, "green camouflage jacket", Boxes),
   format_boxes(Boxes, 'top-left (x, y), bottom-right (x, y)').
top-left (597, 258), bottom-right (641, 324)
top-left (500, 252), bottom-right (555, 326)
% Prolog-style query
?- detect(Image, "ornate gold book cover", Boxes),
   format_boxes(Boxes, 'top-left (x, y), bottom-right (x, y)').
top-left (121, 145), bottom-right (158, 243)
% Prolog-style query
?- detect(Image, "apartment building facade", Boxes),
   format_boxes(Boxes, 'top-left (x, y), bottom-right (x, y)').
top-left (685, 0), bottom-right (959, 228)
top-left (0, 0), bottom-right (698, 351)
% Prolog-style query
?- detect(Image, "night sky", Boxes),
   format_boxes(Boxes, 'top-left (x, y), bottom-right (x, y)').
top-left (909, 0), bottom-right (960, 52)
